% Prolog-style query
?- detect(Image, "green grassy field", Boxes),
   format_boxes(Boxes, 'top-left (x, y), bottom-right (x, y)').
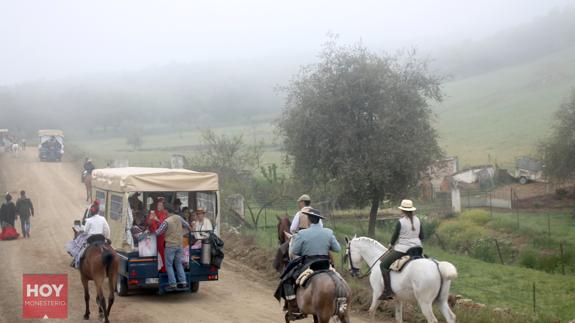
top-left (435, 45), bottom-right (575, 168)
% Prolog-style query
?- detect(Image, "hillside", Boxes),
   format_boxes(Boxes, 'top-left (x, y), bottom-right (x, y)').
top-left (434, 45), bottom-right (575, 168)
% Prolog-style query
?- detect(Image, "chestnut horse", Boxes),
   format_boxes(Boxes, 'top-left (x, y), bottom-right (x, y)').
top-left (83, 172), bottom-right (92, 202)
top-left (79, 236), bottom-right (119, 323)
top-left (283, 232), bottom-right (351, 323)
top-left (273, 216), bottom-right (291, 273)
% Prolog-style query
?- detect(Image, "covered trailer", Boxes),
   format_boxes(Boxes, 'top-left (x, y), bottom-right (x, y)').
top-left (38, 129), bottom-right (64, 161)
top-left (87, 167), bottom-right (221, 295)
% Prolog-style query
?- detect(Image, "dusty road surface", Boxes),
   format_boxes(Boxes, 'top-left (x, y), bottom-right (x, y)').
top-left (0, 149), bottom-right (373, 323)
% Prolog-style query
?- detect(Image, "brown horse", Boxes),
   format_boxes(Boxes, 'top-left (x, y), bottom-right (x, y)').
top-left (283, 233), bottom-right (351, 323)
top-left (79, 236), bottom-right (119, 323)
top-left (83, 172), bottom-right (92, 202)
top-left (273, 216), bottom-right (291, 273)
top-left (292, 271), bottom-right (351, 323)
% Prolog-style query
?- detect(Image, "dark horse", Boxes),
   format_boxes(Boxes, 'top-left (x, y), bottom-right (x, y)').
top-left (273, 216), bottom-right (291, 273)
top-left (80, 235), bottom-right (120, 323)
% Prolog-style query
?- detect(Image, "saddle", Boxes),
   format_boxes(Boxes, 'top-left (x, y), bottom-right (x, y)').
top-left (86, 234), bottom-right (107, 246)
top-left (390, 247), bottom-right (424, 272)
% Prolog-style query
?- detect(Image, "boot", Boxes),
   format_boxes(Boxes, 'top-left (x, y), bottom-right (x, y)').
top-left (378, 270), bottom-right (394, 300)
top-left (286, 299), bottom-right (306, 320)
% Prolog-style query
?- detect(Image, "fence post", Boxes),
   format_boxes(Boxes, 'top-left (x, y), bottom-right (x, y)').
top-left (494, 239), bottom-right (504, 265)
top-left (547, 214), bottom-right (551, 240)
top-left (489, 192), bottom-right (493, 217)
top-left (532, 282), bottom-right (536, 313)
top-left (560, 242), bottom-right (565, 275)
top-left (264, 207), bottom-right (267, 229)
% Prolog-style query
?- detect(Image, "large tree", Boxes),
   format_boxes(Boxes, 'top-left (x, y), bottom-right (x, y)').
top-left (279, 39), bottom-right (443, 237)
top-left (540, 90), bottom-right (575, 181)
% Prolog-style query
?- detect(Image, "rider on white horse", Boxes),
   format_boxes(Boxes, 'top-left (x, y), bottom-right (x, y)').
top-left (379, 199), bottom-right (424, 300)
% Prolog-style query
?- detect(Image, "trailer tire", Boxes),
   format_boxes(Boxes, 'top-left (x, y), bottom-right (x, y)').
top-left (519, 176), bottom-right (528, 185)
top-left (191, 282), bottom-right (199, 293)
top-left (117, 275), bottom-right (128, 296)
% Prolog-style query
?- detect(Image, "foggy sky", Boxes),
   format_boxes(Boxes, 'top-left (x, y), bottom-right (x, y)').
top-left (1, 0), bottom-right (573, 85)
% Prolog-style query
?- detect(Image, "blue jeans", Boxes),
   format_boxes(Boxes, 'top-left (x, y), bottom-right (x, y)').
top-left (165, 246), bottom-right (186, 286)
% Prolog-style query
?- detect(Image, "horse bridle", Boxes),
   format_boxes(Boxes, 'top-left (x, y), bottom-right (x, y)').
top-left (345, 241), bottom-right (361, 277)
top-left (345, 239), bottom-right (390, 279)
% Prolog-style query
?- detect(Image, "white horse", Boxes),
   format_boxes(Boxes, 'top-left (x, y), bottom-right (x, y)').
top-left (10, 143), bottom-right (20, 154)
top-left (344, 236), bottom-right (457, 323)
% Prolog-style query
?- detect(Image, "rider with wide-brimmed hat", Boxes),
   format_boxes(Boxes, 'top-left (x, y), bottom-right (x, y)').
top-left (276, 207), bottom-right (341, 319)
top-left (379, 199), bottom-right (424, 300)
top-left (289, 194), bottom-right (323, 234)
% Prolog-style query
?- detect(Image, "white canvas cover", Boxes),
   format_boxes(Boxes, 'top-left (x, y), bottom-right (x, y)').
top-left (92, 167), bottom-right (219, 192)
top-left (38, 129), bottom-right (64, 137)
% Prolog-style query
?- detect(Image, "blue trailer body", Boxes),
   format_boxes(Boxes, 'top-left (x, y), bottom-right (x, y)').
top-left (117, 246), bottom-right (218, 295)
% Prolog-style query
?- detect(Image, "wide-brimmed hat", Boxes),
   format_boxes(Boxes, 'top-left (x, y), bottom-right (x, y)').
top-left (398, 199), bottom-right (416, 212)
top-left (301, 207), bottom-right (324, 219)
top-left (297, 194), bottom-right (311, 202)
top-left (196, 207), bottom-right (206, 213)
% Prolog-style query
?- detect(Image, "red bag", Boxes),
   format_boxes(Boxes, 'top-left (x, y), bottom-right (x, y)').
top-left (0, 226), bottom-right (19, 240)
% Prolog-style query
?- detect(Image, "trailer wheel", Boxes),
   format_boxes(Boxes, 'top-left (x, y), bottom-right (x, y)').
top-left (191, 282), bottom-right (200, 293)
top-left (117, 275), bottom-right (128, 296)
top-left (519, 176), bottom-right (528, 185)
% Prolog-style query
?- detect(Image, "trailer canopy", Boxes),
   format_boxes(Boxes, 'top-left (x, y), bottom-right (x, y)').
top-left (38, 129), bottom-right (64, 137)
top-left (92, 167), bottom-right (219, 192)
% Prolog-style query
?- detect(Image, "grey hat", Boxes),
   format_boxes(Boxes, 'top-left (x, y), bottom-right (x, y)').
top-left (297, 194), bottom-right (311, 202)
top-left (301, 207), bottom-right (324, 219)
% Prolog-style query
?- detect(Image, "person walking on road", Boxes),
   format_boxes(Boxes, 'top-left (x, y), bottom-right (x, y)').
top-left (16, 190), bottom-right (34, 238)
top-left (0, 193), bottom-right (17, 228)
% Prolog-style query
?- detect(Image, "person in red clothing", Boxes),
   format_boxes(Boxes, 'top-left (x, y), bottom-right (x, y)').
top-left (147, 197), bottom-right (168, 272)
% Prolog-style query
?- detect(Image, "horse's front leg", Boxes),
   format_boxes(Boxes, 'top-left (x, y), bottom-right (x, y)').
top-left (81, 277), bottom-right (90, 320)
top-left (395, 301), bottom-right (403, 323)
top-left (368, 290), bottom-right (380, 321)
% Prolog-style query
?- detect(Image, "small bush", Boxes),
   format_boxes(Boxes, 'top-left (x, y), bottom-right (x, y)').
top-left (462, 210), bottom-right (492, 225)
top-left (518, 248), bottom-right (538, 269)
top-left (436, 220), bottom-right (488, 252)
top-left (555, 188), bottom-right (568, 200)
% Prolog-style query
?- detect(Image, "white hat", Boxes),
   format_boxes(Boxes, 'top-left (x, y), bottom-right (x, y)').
top-left (297, 194), bottom-right (311, 202)
top-left (398, 199), bottom-right (416, 212)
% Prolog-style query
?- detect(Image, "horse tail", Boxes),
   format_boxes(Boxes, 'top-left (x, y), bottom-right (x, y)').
top-left (437, 261), bottom-right (458, 281)
top-left (434, 261), bottom-right (457, 304)
top-left (102, 248), bottom-right (114, 276)
top-left (327, 271), bottom-right (349, 316)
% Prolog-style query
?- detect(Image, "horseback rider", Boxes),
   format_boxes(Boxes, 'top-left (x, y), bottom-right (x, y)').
top-left (379, 199), bottom-right (424, 300)
top-left (289, 194), bottom-right (322, 234)
top-left (84, 158), bottom-right (95, 174)
top-left (276, 207), bottom-right (341, 319)
top-left (68, 200), bottom-right (110, 268)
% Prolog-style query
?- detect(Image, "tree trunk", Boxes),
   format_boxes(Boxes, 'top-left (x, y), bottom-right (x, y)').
top-left (367, 197), bottom-right (379, 238)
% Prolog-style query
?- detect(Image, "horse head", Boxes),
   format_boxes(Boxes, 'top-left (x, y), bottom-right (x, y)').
top-left (344, 235), bottom-right (363, 277)
top-left (276, 216), bottom-right (291, 244)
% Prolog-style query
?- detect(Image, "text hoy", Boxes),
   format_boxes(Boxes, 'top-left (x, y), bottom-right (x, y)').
top-left (26, 284), bottom-right (65, 298)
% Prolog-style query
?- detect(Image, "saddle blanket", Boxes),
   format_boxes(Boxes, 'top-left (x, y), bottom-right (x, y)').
top-left (66, 232), bottom-right (90, 269)
top-left (295, 266), bottom-right (342, 287)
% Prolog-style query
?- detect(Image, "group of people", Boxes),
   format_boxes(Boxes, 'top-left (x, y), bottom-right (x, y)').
top-left (131, 195), bottom-right (214, 291)
top-left (0, 191), bottom-right (34, 240)
top-left (277, 194), bottom-right (424, 319)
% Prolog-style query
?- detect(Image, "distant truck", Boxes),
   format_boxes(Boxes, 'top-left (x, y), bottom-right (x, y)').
top-left (512, 156), bottom-right (543, 184)
top-left (0, 129), bottom-right (9, 149)
top-left (38, 129), bottom-right (64, 161)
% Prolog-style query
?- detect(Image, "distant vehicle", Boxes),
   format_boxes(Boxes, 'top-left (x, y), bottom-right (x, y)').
top-left (38, 129), bottom-right (64, 161)
top-left (73, 167), bottom-right (222, 296)
top-left (512, 156), bottom-right (543, 184)
top-left (0, 129), bottom-right (9, 149)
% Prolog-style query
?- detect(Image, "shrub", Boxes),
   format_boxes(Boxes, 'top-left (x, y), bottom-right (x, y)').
top-left (555, 188), bottom-right (568, 200)
top-left (461, 210), bottom-right (492, 225)
top-left (518, 248), bottom-right (538, 269)
top-left (436, 219), bottom-right (488, 252)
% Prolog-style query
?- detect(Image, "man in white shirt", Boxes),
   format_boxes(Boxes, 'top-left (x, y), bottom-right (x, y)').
top-left (289, 194), bottom-right (322, 234)
top-left (84, 211), bottom-right (111, 239)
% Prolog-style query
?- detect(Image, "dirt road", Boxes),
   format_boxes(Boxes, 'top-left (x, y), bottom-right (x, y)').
top-left (0, 149), bottom-right (371, 323)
